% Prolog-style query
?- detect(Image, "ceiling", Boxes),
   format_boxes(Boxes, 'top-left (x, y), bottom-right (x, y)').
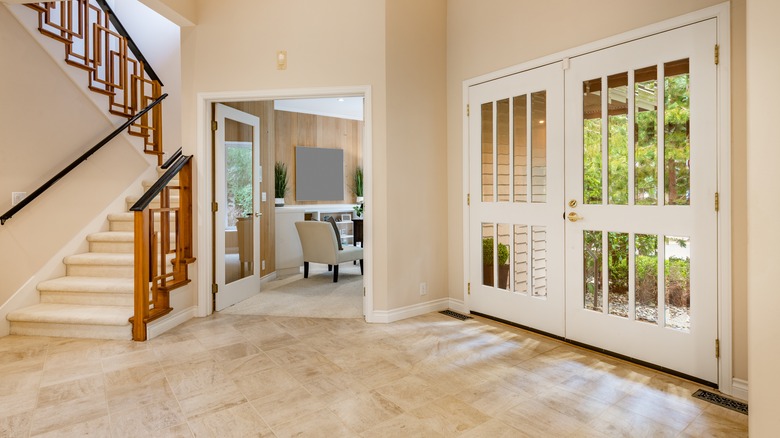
top-left (273, 97), bottom-right (364, 121)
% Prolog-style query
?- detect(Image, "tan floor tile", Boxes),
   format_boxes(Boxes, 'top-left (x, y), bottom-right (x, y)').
top-left (101, 348), bottom-right (160, 373)
top-left (208, 341), bottom-right (261, 363)
top-left (455, 379), bottom-right (529, 417)
top-left (155, 422), bottom-right (194, 438)
top-left (588, 404), bottom-right (679, 438)
top-left (360, 412), bottom-right (445, 437)
top-left (619, 387), bottom-right (705, 431)
top-left (110, 399), bottom-right (187, 438)
top-left (328, 390), bottom-right (404, 433)
top-left (537, 386), bottom-right (612, 423)
top-left (217, 351), bottom-right (278, 378)
top-left (458, 418), bottom-right (528, 438)
top-left (0, 410), bottom-right (32, 437)
top-left (177, 380), bottom-right (247, 420)
top-left (166, 359), bottom-right (231, 399)
top-left (29, 394), bottom-right (108, 436)
top-left (679, 405), bottom-right (748, 438)
top-left (152, 338), bottom-right (210, 368)
top-left (0, 391), bottom-right (39, 418)
top-left (409, 394), bottom-right (490, 436)
top-left (188, 402), bottom-right (274, 437)
top-left (374, 374), bottom-right (445, 411)
top-left (30, 415), bottom-right (111, 438)
top-left (0, 312), bottom-right (744, 438)
top-left (233, 366), bottom-right (303, 401)
top-left (272, 408), bottom-right (359, 438)
top-left (251, 385), bottom-right (329, 429)
top-left (37, 374), bottom-right (104, 408)
top-left (497, 396), bottom-right (587, 436)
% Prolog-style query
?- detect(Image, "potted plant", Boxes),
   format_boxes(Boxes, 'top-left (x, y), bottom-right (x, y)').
top-left (351, 166), bottom-right (364, 203)
top-left (482, 237), bottom-right (510, 289)
top-left (274, 161), bottom-right (288, 207)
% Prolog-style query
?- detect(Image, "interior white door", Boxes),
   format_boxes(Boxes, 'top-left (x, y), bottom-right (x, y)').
top-left (214, 104), bottom-right (262, 311)
top-left (468, 63), bottom-right (565, 336)
top-left (563, 20), bottom-right (718, 382)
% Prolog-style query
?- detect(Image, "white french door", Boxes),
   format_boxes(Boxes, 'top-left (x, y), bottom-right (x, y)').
top-left (564, 20), bottom-right (718, 382)
top-left (214, 104), bottom-right (262, 311)
top-left (467, 20), bottom-right (719, 382)
top-left (468, 63), bottom-right (565, 336)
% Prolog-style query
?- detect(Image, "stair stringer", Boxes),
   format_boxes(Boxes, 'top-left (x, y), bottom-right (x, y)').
top-left (0, 166), bottom-right (158, 337)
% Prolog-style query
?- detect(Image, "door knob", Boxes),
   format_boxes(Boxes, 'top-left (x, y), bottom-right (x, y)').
top-left (567, 212), bottom-right (583, 222)
top-left (255, 212), bottom-right (262, 218)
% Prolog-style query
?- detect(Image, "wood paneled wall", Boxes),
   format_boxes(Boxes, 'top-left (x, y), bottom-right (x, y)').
top-left (274, 110), bottom-right (364, 205)
top-left (223, 101), bottom-right (276, 277)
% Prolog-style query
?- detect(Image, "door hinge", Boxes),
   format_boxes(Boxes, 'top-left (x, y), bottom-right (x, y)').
top-left (212, 283), bottom-right (218, 294)
top-left (212, 120), bottom-right (218, 131)
top-left (467, 193), bottom-right (470, 206)
top-left (715, 192), bottom-right (720, 212)
top-left (466, 104), bottom-right (470, 117)
top-left (363, 287), bottom-right (366, 297)
top-left (212, 201), bottom-right (218, 212)
top-left (467, 282), bottom-right (471, 295)
top-left (715, 339), bottom-right (720, 358)
top-left (714, 44), bottom-right (720, 65)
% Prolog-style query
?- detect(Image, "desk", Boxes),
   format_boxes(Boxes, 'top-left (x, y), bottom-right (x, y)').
top-left (353, 218), bottom-right (363, 247)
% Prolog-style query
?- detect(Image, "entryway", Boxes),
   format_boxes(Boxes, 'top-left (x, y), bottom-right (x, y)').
top-left (467, 19), bottom-right (720, 384)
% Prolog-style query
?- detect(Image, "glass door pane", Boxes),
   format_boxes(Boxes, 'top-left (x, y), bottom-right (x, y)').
top-left (224, 118), bottom-right (255, 284)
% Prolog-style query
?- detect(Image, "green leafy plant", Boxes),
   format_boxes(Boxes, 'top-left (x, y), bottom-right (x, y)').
top-left (353, 203), bottom-right (363, 217)
top-left (482, 237), bottom-right (509, 265)
top-left (274, 161), bottom-right (288, 199)
top-left (351, 166), bottom-right (363, 197)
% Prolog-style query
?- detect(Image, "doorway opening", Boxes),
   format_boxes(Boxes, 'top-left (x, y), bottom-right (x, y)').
top-left (197, 87), bottom-right (373, 321)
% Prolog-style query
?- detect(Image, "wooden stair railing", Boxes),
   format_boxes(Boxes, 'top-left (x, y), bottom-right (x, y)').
top-left (129, 151), bottom-right (195, 341)
top-left (25, 0), bottom-right (165, 165)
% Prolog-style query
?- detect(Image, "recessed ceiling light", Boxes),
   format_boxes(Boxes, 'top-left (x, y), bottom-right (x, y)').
top-left (337, 98), bottom-right (345, 102)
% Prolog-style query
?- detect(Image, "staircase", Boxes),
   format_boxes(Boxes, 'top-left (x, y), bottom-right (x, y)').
top-left (7, 174), bottom-right (179, 340)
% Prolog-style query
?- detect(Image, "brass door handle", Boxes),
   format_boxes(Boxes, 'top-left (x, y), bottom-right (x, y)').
top-left (255, 212), bottom-right (262, 218)
top-left (567, 212), bottom-right (583, 222)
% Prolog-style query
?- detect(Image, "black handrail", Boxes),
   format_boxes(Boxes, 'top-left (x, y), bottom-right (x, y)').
top-left (160, 147), bottom-right (183, 170)
top-left (0, 93), bottom-right (168, 225)
top-left (94, 0), bottom-right (164, 86)
top-left (131, 154), bottom-right (191, 211)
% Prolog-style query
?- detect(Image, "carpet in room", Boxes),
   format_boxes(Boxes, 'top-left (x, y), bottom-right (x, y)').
top-left (221, 264), bottom-right (363, 318)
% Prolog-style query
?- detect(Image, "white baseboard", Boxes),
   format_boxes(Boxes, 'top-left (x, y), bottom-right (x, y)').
top-left (448, 298), bottom-right (467, 313)
top-left (731, 378), bottom-right (748, 401)
top-left (369, 298), bottom-right (450, 323)
top-left (147, 305), bottom-right (197, 339)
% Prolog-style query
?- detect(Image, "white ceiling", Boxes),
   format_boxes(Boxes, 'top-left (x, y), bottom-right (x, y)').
top-left (274, 97), bottom-right (364, 121)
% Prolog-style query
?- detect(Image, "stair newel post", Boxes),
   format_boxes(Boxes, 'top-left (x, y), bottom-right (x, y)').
top-left (132, 209), bottom-right (151, 341)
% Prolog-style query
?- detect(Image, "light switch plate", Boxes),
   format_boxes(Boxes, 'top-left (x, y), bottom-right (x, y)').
top-left (11, 192), bottom-right (26, 206)
top-left (261, 192), bottom-right (267, 202)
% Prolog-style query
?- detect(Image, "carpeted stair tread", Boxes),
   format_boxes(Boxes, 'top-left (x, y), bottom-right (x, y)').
top-left (64, 252), bottom-right (134, 265)
top-left (7, 303), bottom-right (133, 326)
top-left (37, 276), bottom-right (133, 294)
top-left (86, 231), bottom-right (134, 243)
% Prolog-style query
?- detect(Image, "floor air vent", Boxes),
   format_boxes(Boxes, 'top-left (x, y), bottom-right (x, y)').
top-left (440, 310), bottom-right (472, 321)
top-left (692, 389), bottom-right (748, 415)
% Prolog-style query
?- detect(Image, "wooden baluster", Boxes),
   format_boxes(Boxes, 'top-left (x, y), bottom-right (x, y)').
top-left (132, 209), bottom-right (150, 341)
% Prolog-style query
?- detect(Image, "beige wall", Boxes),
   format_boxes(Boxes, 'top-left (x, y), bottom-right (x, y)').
top-left (0, 5), bottom-right (149, 311)
top-left (179, 0), bottom-right (391, 307)
top-left (747, 0), bottom-right (780, 432)
top-left (386, 0), bottom-right (448, 309)
top-left (446, 0), bottom-right (748, 381)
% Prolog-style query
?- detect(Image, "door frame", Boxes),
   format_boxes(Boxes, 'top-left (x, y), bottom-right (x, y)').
top-left (461, 3), bottom-right (733, 394)
top-left (196, 85), bottom-right (374, 321)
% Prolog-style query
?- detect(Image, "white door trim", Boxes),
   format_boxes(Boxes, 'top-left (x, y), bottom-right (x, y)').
top-left (462, 2), bottom-right (733, 393)
top-left (196, 86), bottom-right (374, 321)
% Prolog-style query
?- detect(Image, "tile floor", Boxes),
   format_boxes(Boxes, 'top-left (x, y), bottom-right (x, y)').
top-left (0, 312), bottom-right (747, 437)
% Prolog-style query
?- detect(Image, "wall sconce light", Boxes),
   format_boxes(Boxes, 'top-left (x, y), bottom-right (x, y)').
top-left (277, 50), bottom-right (287, 70)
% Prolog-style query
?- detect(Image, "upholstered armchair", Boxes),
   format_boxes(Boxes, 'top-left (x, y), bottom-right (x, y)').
top-left (294, 221), bottom-right (364, 282)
